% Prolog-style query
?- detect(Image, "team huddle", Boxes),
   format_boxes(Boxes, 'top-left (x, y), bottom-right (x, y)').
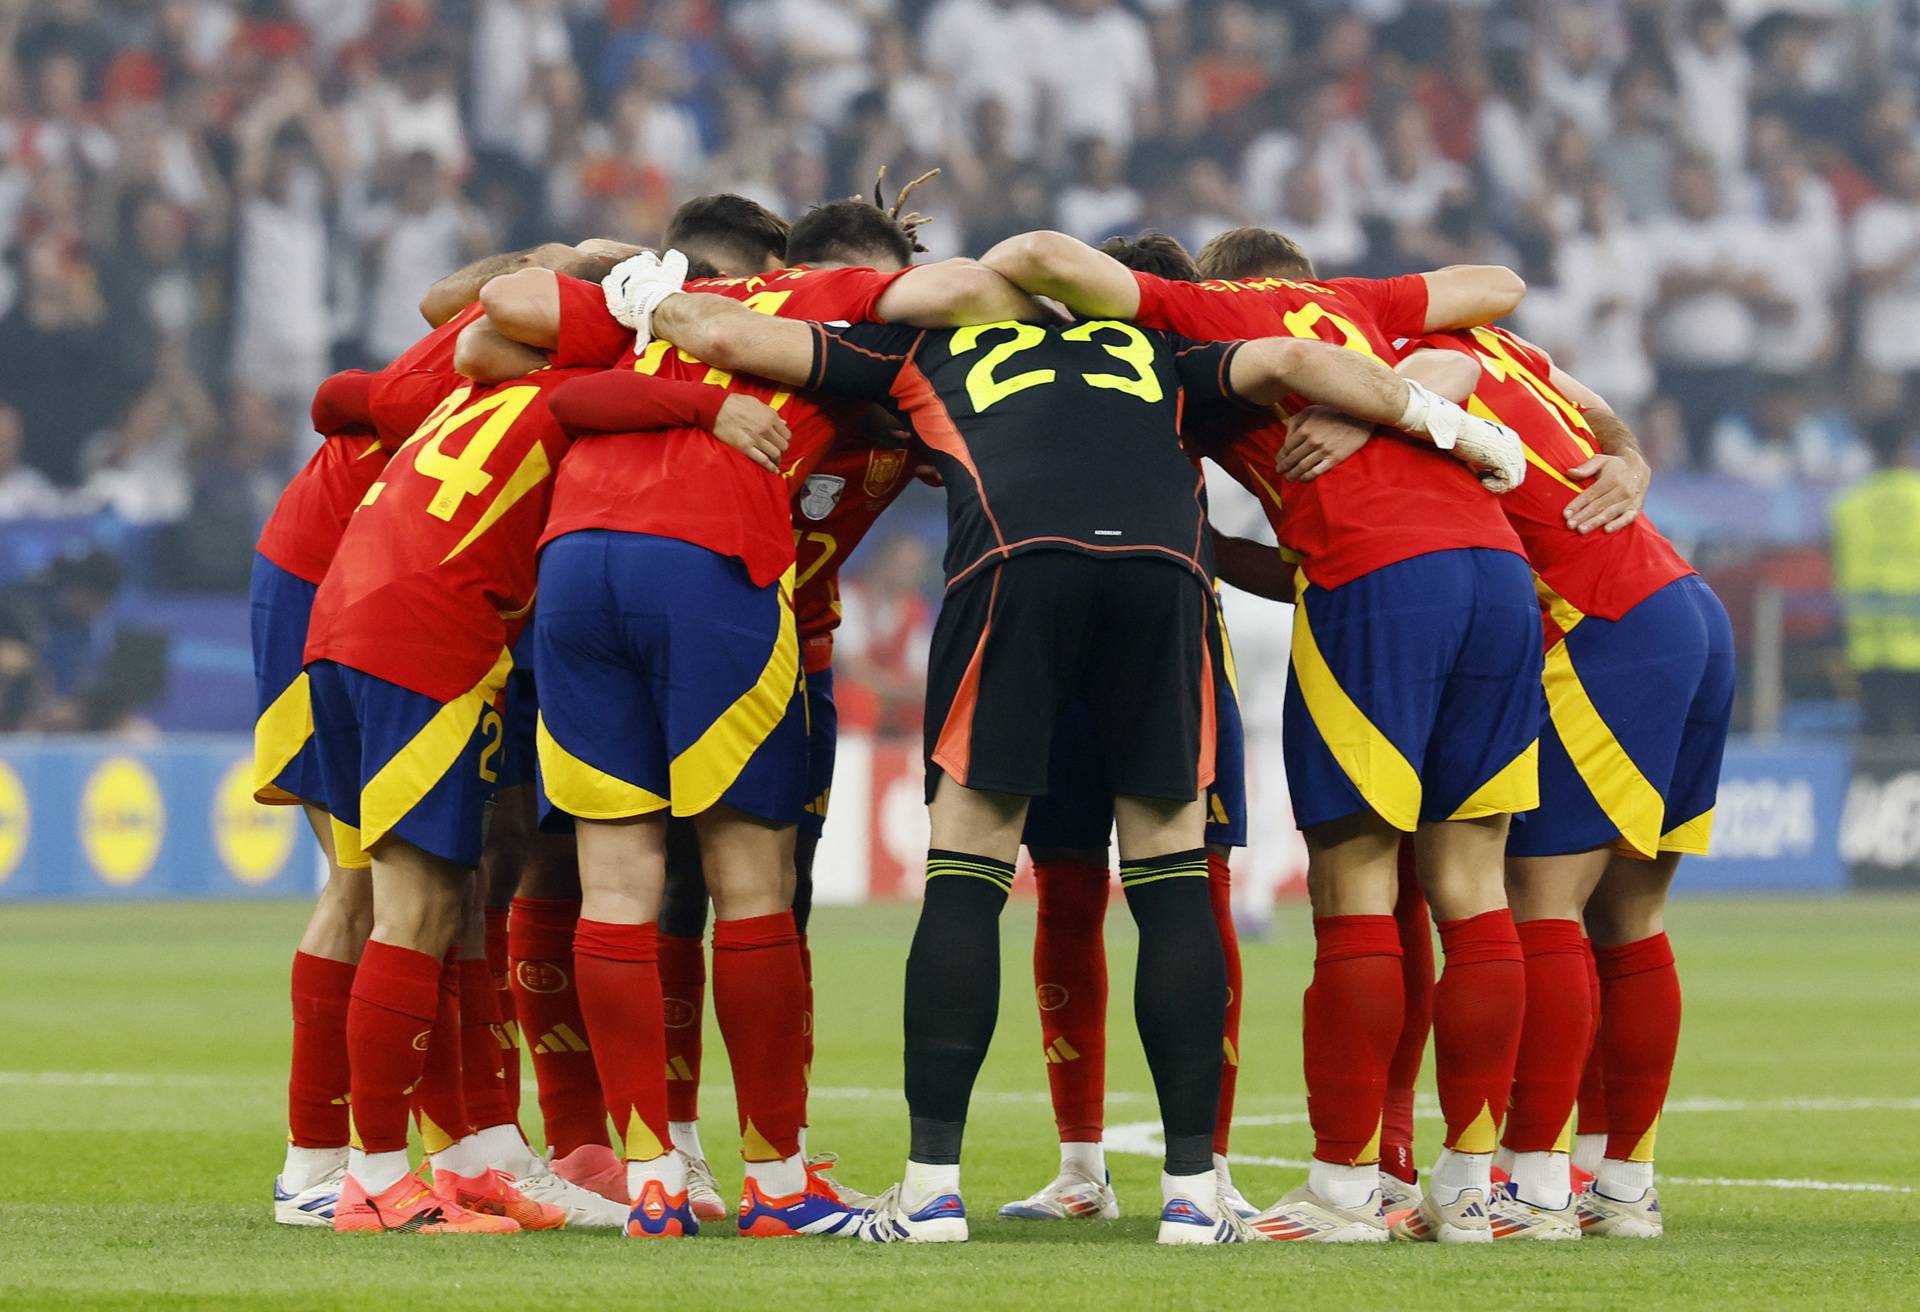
top-left (252, 177), bottom-right (1732, 1247)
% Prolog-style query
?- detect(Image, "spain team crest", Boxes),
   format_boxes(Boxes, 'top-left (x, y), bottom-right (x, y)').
top-left (864, 448), bottom-right (908, 496)
top-left (800, 474), bottom-right (847, 521)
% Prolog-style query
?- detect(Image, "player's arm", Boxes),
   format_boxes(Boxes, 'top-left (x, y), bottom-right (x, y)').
top-left (1221, 336), bottom-right (1525, 491)
top-left (1210, 527), bottom-right (1294, 603)
top-left (453, 318), bottom-right (550, 384)
top-left (1551, 362), bottom-right (1650, 534)
top-left (547, 371), bottom-right (791, 473)
top-left (1418, 265), bottom-right (1527, 331)
top-left (648, 292), bottom-right (818, 387)
top-left (310, 369), bottom-right (376, 436)
top-left (1278, 347), bottom-right (1481, 482)
top-left (871, 258), bottom-right (1048, 326)
top-left (977, 230), bottom-right (1144, 320)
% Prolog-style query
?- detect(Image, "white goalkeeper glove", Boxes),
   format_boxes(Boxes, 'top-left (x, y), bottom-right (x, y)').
top-left (1396, 379), bottom-right (1527, 494)
top-left (603, 248), bottom-right (689, 342)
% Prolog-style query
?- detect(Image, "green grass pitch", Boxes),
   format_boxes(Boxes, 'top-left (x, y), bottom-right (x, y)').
top-left (2, 896), bottom-right (1916, 1309)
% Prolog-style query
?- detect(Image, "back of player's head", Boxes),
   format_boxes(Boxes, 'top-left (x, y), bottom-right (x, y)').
top-left (663, 193), bottom-right (790, 277)
top-left (1195, 226), bottom-right (1316, 282)
top-left (1097, 231), bottom-right (1199, 282)
top-left (787, 198), bottom-right (917, 272)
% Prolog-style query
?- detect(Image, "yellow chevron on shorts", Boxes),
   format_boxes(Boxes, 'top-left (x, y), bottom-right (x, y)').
top-left (1213, 589), bottom-right (1242, 702)
top-left (359, 649), bottom-right (514, 853)
top-left (1290, 572), bottom-right (1422, 831)
top-left (1449, 739), bottom-right (1540, 820)
top-left (1659, 808), bottom-right (1714, 855)
top-left (252, 671), bottom-right (314, 802)
top-left (536, 714), bottom-right (670, 819)
top-left (669, 570), bottom-right (800, 817)
top-left (1536, 576), bottom-right (1587, 639)
top-left (329, 814), bottom-right (370, 871)
top-left (1543, 639), bottom-right (1664, 857)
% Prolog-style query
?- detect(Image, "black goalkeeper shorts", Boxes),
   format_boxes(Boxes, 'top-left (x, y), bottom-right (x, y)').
top-left (923, 550), bottom-right (1215, 804)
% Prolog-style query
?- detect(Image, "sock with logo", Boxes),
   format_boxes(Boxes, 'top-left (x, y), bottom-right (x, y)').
top-left (1597, 933), bottom-right (1680, 1189)
top-left (345, 940), bottom-right (442, 1156)
top-left (905, 852), bottom-right (1013, 1160)
top-left (508, 897), bottom-right (607, 1155)
top-left (1030, 858), bottom-right (1110, 1147)
top-left (573, 919), bottom-right (670, 1168)
top-left (410, 955), bottom-right (473, 1158)
top-left (1503, 918), bottom-right (1591, 1197)
top-left (658, 933), bottom-right (705, 1124)
top-left (1433, 909), bottom-right (1525, 1154)
top-left (1207, 851), bottom-right (1244, 1158)
top-left (1304, 915), bottom-right (1403, 1169)
top-left (458, 955), bottom-right (516, 1132)
top-left (481, 905), bottom-right (519, 1117)
top-left (1120, 849), bottom-right (1225, 1177)
top-left (289, 951), bottom-right (355, 1149)
top-left (1383, 843), bottom-right (1432, 1185)
top-left (712, 911), bottom-right (807, 1166)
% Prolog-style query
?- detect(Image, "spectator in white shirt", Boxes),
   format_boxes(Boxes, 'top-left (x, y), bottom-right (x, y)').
top-left (357, 154), bottom-right (490, 364)
top-left (1672, 0), bottom-right (1749, 178)
top-left (1750, 146), bottom-right (1841, 379)
top-left (1710, 380), bottom-right (1868, 487)
top-left (1242, 79), bottom-right (1377, 227)
top-left (467, 0), bottom-right (573, 159)
top-left (921, 0), bottom-right (1054, 161)
top-left (1363, 101), bottom-right (1468, 231)
top-left (1055, 137), bottom-right (1141, 243)
top-left (1273, 158), bottom-right (1366, 276)
top-left (1543, 8), bottom-right (1615, 142)
top-left (1039, 0), bottom-right (1156, 152)
top-left (1552, 173), bottom-right (1657, 415)
top-left (1851, 144), bottom-right (1920, 406)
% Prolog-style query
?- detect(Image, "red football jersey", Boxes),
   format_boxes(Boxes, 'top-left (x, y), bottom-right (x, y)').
top-left (1417, 326), bottom-right (1693, 635)
top-left (792, 436), bottom-right (922, 673)
top-left (304, 363), bottom-right (587, 702)
top-left (1131, 271), bottom-right (1523, 590)
top-left (540, 265), bottom-right (908, 587)
top-left (255, 305), bottom-right (482, 584)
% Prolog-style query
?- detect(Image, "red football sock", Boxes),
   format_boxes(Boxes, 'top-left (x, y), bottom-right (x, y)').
top-left (1383, 844), bottom-right (1433, 1183)
top-left (483, 906), bottom-right (519, 1118)
top-left (574, 918), bottom-right (669, 1163)
top-left (1432, 909), bottom-right (1525, 1152)
top-left (289, 951), bottom-right (355, 1149)
top-left (711, 912), bottom-right (808, 1162)
top-left (1576, 936), bottom-right (1608, 1136)
top-left (1207, 852), bottom-right (1242, 1157)
top-left (1597, 934), bottom-right (1680, 1163)
top-left (509, 897), bottom-right (608, 1156)
top-left (411, 956), bottom-right (472, 1154)
top-left (459, 956), bottom-right (516, 1131)
top-left (1505, 918), bottom-right (1591, 1152)
top-left (346, 941), bottom-right (442, 1155)
top-left (659, 933), bottom-right (705, 1123)
top-left (1032, 859), bottom-right (1110, 1143)
top-left (1303, 915), bottom-right (1403, 1165)
top-left (798, 934), bottom-right (815, 1098)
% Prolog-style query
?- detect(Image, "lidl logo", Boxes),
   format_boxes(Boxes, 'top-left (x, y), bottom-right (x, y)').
top-left (213, 759), bottom-right (296, 884)
top-left (79, 756), bottom-right (164, 886)
top-left (0, 760), bottom-right (28, 884)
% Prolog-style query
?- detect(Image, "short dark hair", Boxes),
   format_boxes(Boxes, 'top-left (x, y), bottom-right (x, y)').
top-left (1195, 226), bottom-right (1315, 281)
top-left (663, 193), bottom-right (790, 276)
top-left (787, 198), bottom-right (917, 271)
top-left (1097, 230), bottom-right (1199, 282)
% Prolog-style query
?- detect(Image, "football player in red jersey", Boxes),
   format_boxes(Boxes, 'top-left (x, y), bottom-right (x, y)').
top-left (981, 227), bottom-right (1540, 1243)
top-left (457, 192), bottom-right (1030, 1238)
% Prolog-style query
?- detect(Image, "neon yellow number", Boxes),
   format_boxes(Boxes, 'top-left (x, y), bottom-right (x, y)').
top-left (1280, 302), bottom-right (1384, 363)
top-left (409, 386), bottom-right (541, 521)
top-left (1062, 320), bottom-right (1163, 404)
top-left (951, 322), bottom-right (1055, 413)
top-left (793, 530), bottom-right (839, 591)
top-left (632, 339), bottom-right (672, 376)
top-left (477, 708), bottom-right (503, 784)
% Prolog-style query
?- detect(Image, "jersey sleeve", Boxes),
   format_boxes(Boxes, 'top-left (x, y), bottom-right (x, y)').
top-left (546, 370), bottom-right (727, 435)
top-left (1324, 274), bottom-right (1430, 337)
top-left (800, 266), bottom-right (913, 323)
top-left (1129, 270), bottom-right (1191, 333)
top-left (1167, 335), bottom-right (1248, 407)
top-left (551, 273), bottom-right (637, 369)
top-left (368, 370), bottom-right (462, 447)
top-left (805, 323), bottom-right (921, 401)
top-left (311, 369), bottom-right (376, 437)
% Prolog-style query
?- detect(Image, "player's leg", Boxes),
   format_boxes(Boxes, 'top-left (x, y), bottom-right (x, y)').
top-left (657, 820), bottom-right (726, 1219)
top-left (1393, 549), bottom-right (1543, 1245)
top-left (1381, 841), bottom-right (1432, 1219)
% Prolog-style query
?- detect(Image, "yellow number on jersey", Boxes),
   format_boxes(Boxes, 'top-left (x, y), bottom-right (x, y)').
top-left (793, 529), bottom-right (839, 593)
top-left (1280, 301), bottom-right (1385, 363)
top-left (951, 322), bottom-right (1057, 413)
top-left (409, 386), bottom-right (543, 521)
top-left (1062, 320), bottom-right (1164, 404)
top-left (633, 291), bottom-right (795, 412)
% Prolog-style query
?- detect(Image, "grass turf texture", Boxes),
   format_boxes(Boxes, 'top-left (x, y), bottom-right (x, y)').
top-left (2, 897), bottom-right (1915, 1310)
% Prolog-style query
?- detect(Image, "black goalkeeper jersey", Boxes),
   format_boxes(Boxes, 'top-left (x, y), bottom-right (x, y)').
top-left (805, 318), bottom-right (1246, 588)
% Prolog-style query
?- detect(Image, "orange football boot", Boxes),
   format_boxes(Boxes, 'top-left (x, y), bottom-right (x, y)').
top-left (332, 1172), bottom-right (520, 1234)
top-left (433, 1167), bottom-right (567, 1230)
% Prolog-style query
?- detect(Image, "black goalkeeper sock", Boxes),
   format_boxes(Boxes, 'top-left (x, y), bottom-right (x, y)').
top-left (903, 850), bottom-right (1013, 1163)
top-left (1120, 848), bottom-right (1226, 1177)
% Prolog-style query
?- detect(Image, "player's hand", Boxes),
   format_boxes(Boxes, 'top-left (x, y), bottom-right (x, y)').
top-left (1436, 406), bottom-right (1526, 493)
top-left (1563, 451), bottom-right (1649, 534)
top-left (603, 248), bottom-right (689, 338)
top-left (1280, 406), bottom-right (1372, 482)
top-left (712, 393), bottom-right (790, 472)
